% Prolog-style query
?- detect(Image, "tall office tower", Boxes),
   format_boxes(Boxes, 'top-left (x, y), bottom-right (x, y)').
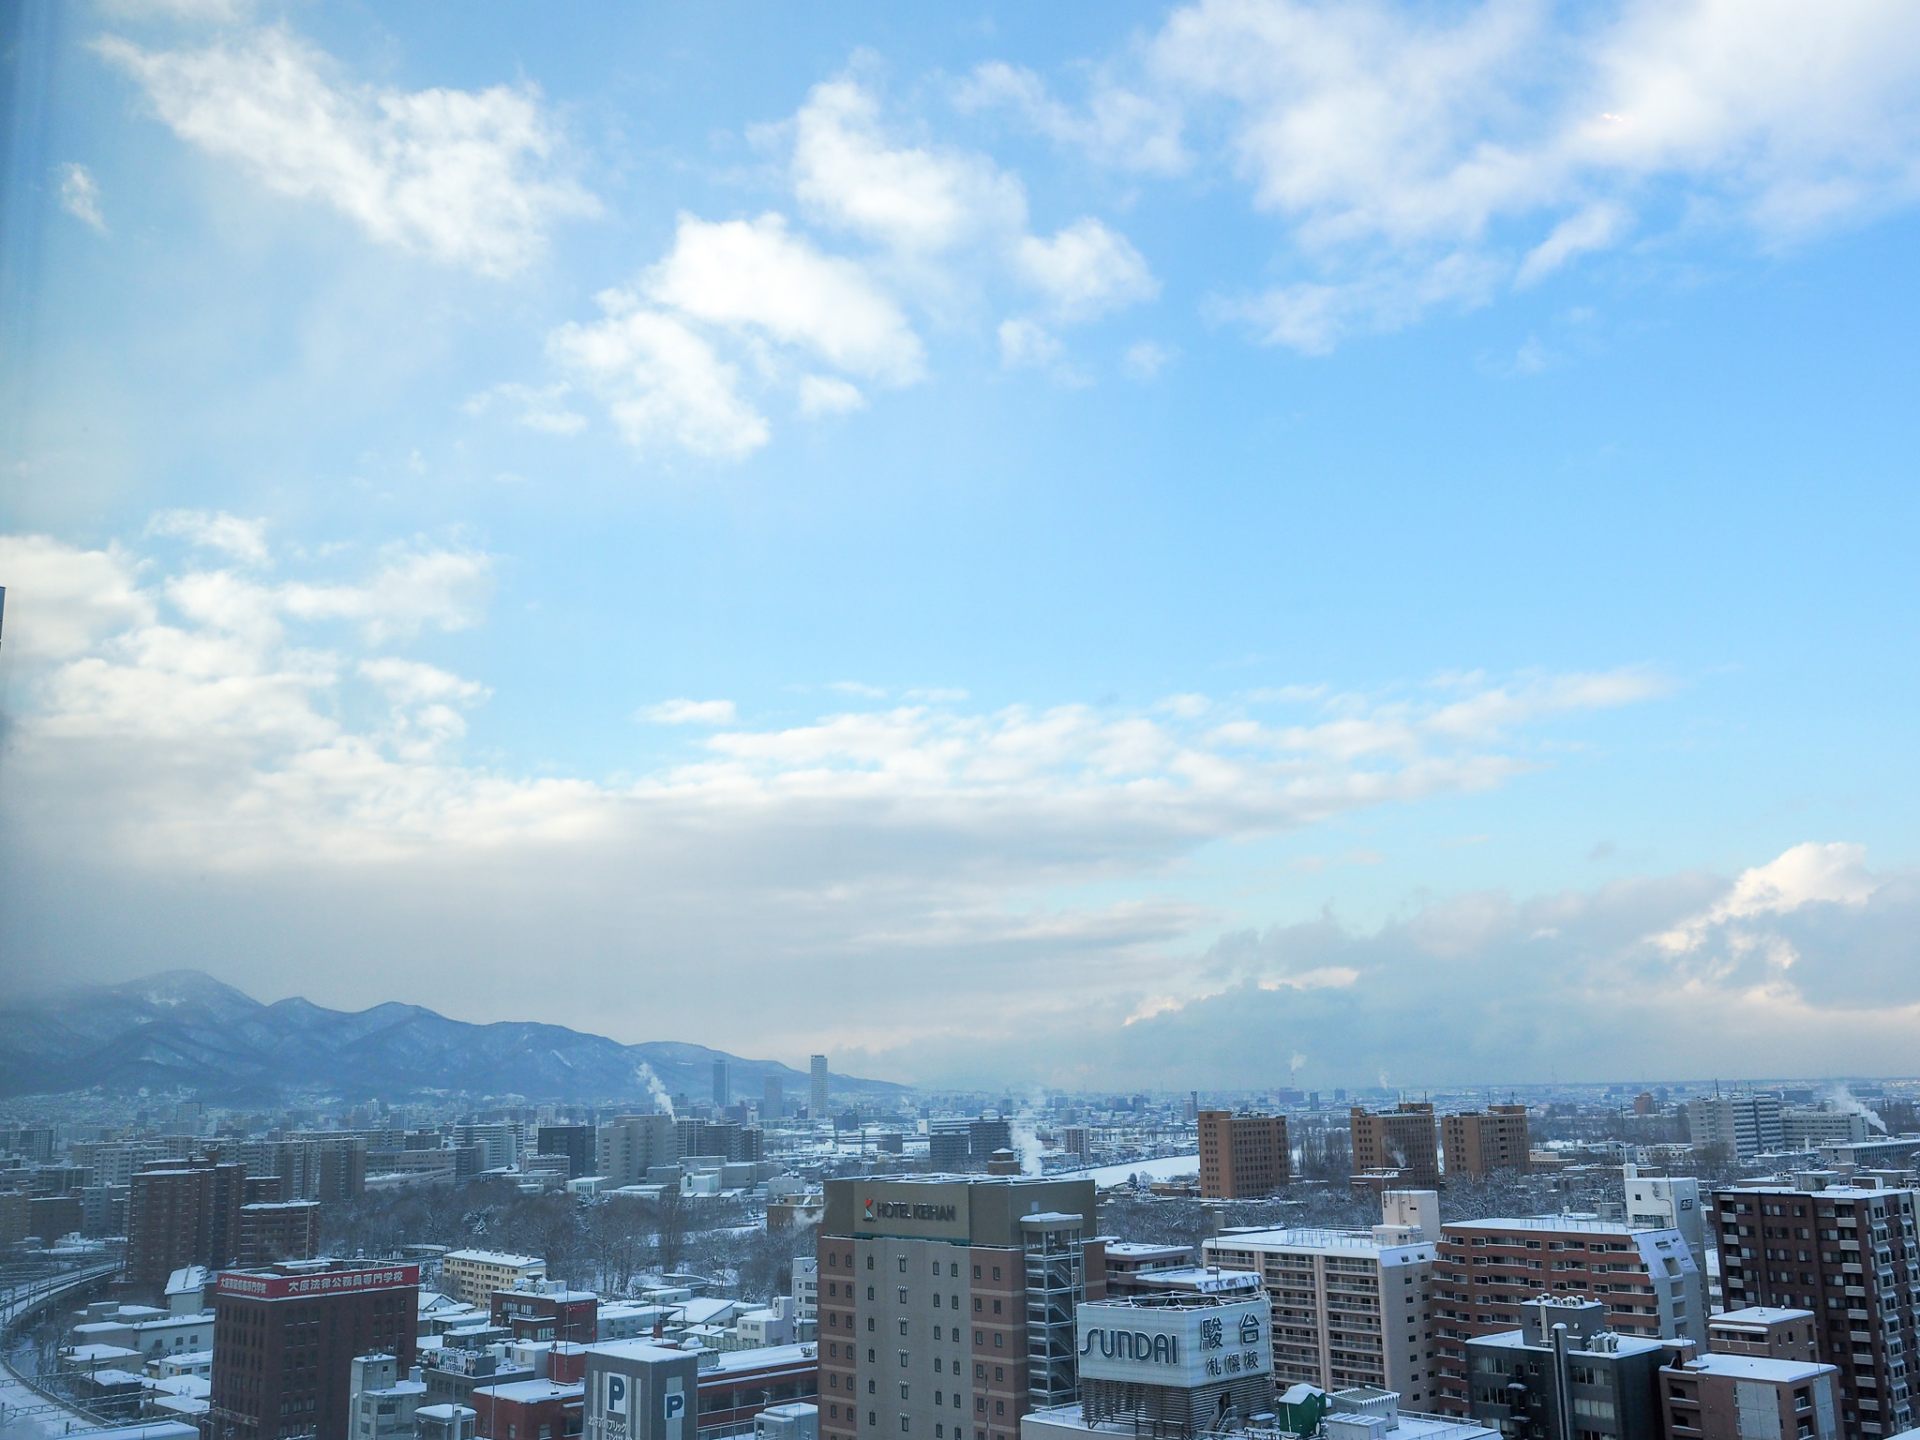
top-left (207, 1260), bottom-right (419, 1440)
top-left (929, 1120), bottom-right (975, 1171)
top-left (1685, 1092), bottom-right (1785, 1161)
top-left (1430, 1215), bottom-right (1703, 1414)
top-left (968, 1117), bottom-right (1013, 1165)
top-left (713, 1060), bottom-right (731, 1108)
top-left (596, 1114), bottom-right (679, 1187)
top-left (1463, 1297), bottom-right (1671, 1440)
top-left (764, 1075), bottom-right (784, 1122)
top-left (1351, 1102), bottom-right (1442, 1190)
top-left (536, 1124), bottom-right (594, 1179)
top-left (1440, 1105), bottom-right (1530, 1181)
top-left (811, 1055), bottom-right (830, 1120)
top-left (127, 1157), bottom-right (248, 1291)
top-left (1197, 1111), bottom-right (1291, 1199)
top-left (1710, 1181), bottom-right (1920, 1437)
top-left (1203, 1192), bottom-right (1438, 1408)
top-left (816, 1176), bottom-right (1105, 1440)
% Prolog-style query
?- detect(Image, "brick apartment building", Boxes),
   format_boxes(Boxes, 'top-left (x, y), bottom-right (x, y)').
top-left (1351, 1103), bottom-right (1442, 1190)
top-left (1710, 1182), bottom-right (1920, 1437)
top-left (238, 1201), bottom-right (321, 1267)
top-left (128, 1158), bottom-right (248, 1292)
top-left (1441, 1105), bottom-right (1531, 1182)
top-left (1431, 1215), bottom-right (1704, 1413)
top-left (1198, 1111), bottom-right (1291, 1199)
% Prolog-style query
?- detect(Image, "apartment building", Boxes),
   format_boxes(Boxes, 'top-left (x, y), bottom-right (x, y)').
top-left (596, 1115), bottom-right (678, 1188)
top-left (441, 1249), bottom-right (548, 1309)
top-left (127, 1159), bottom-right (248, 1292)
top-left (1352, 1104), bottom-right (1441, 1191)
top-left (1663, 1352), bottom-right (1840, 1440)
top-left (1197, 1111), bottom-right (1290, 1199)
top-left (1441, 1106), bottom-right (1530, 1183)
top-left (1204, 1194), bottom-right (1438, 1408)
top-left (1463, 1297), bottom-right (1669, 1440)
top-left (1709, 1182), bottom-right (1920, 1437)
top-left (816, 1176), bottom-right (1105, 1440)
top-left (1623, 1168), bottom-right (1707, 1278)
top-left (1431, 1216), bottom-right (1703, 1414)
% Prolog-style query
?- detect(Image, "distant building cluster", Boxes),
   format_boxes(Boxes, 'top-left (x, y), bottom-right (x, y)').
top-left (5, 1072), bottom-right (1920, 1440)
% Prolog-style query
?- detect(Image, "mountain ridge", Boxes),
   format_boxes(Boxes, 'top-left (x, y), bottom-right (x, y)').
top-left (0, 969), bottom-right (901, 1105)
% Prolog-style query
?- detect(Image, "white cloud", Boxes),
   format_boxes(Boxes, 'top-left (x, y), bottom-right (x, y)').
top-left (639, 698), bottom-right (739, 727)
top-left (1121, 340), bottom-right (1173, 380)
top-left (1134, 0), bottom-right (1920, 352)
top-left (997, 318), bottom-right (1062, 370)
top-left (954, 61), bottom-right (1188, 177)
top-left (95, 25), bottom-right (598, 276)
top-left (1013, 218), bottom-right (1158, 322)
top-left (788, 75), bottom-right (1028, 252)
top-left (59, 163), bottom-right (107, 232)
top-left (359, 657), bottom-right (489, 706)
top-left (549, 301), bottom-right (768, 461)
top-left (2, 524), bottom-right (1715, 1082)
top-left (146, 509), bottom-right (270, 567)
top-left (1517, 202), bottom-right (1632, 288)
top-left (463, 382), bottom-right (589, 436)
top-left (278, 545), bottom-right (494, 643)
top-left (797, 375), bottom-right (866, 417)
top-left (644, 213), bottom-right (924, 385)
top-left (0, 535), bottom-right (155, 661)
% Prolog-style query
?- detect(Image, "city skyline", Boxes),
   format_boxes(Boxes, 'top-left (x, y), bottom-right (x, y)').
top-left (5, 0), bottom-right (1920, 1087)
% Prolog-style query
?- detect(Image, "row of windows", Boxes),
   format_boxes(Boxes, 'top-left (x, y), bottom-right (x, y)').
top-left (825, 1251), bottom-right (1005, 1283)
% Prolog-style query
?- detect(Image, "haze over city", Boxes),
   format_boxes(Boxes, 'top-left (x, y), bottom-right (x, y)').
top-left (4, 0), bottom-right (1918, 1094)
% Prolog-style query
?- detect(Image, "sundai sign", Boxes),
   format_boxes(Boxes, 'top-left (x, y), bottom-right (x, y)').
top-left (1075, 1300), bottom-right (1271, 1388)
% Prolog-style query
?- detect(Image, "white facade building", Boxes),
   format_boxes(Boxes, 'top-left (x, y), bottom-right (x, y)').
top-left (1205, 1200), bottom-right (1438, 1409)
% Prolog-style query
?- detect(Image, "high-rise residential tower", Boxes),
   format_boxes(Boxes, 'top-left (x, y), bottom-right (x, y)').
top-left (1197, 1111), bottom-right (1290, 1199)
top-left (1441, 1104), bottom-right (1530, 1181)
top-left (1351, 1102), bottom-right (1441, 1190)
top-left (1710, 1181), bottom-right (1920, 1436)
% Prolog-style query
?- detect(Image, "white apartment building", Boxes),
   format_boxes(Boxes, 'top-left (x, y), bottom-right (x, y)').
top-left (1204, 1194), bottom-right (1439, 1409)
top-left (440, 1250), bottom-right (547, 1308)
top-left (350, 1353), bottom-right (426, 1440)
top-left (1623, 1167), bottom-right (1707, 1276)
top-left (791, 1255), bottom-right (818, 1322)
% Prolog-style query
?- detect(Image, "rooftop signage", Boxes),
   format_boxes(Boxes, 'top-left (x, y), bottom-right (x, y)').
top-left (1075, 1299), bottom-right (1271, 1388)
top-left (852, 1181), bottom-right (972, 1240)
top-left (216, 1264), bottom-right (419, 1301)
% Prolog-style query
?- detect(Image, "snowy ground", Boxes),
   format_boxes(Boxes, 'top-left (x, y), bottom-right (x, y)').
top-left (1054, 1154), bottom-right (1200, 1187)
top-left (0, 1269), bottom-right (123, 1440)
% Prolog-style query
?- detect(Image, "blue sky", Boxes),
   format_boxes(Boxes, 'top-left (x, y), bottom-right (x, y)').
top-left (3, 0), bottom-right (1919, 1089)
